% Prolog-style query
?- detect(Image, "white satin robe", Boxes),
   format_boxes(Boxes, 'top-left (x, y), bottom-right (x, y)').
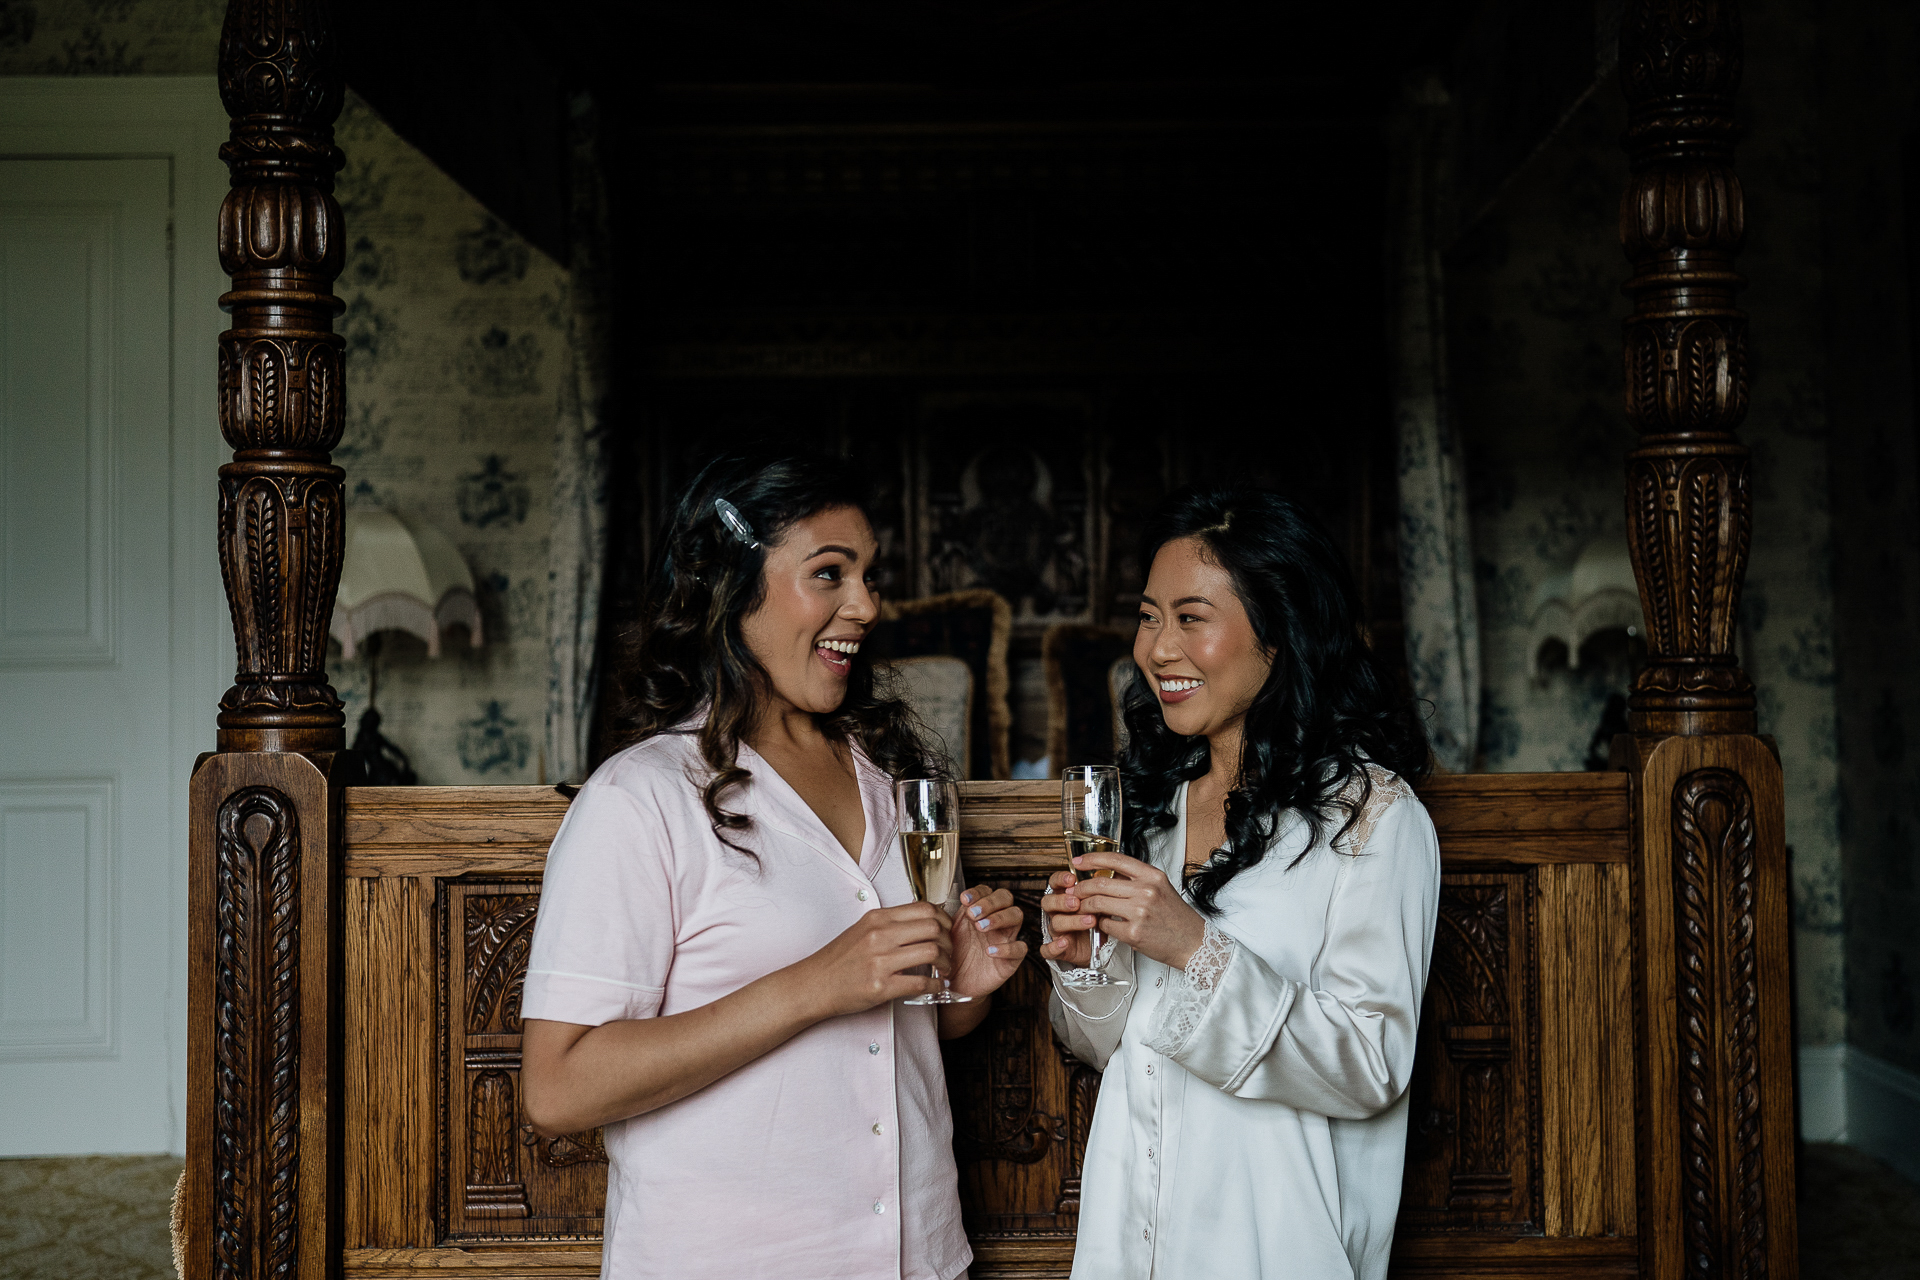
top-left (1047, 770), bottom-right (1440, 1280)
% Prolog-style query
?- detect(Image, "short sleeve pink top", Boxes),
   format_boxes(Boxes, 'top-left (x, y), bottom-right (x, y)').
top-left (521, 729), bottom-right (972, 1280)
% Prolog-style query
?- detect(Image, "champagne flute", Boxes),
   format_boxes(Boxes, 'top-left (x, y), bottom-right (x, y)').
top-left (895, 778), bottom-right (972, 1006)
top-left (1060, 764), bottom-right (1128, 990)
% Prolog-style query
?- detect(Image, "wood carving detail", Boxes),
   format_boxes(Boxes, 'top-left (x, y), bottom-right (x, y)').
top-left (950, 886), bottom-right (1068, 1165)
top-left (1431, 884), bottom-right (1514, 1209)
top-left (1624, 446), bottom-right (1753, 703)
top-left (443, 883), bottom-right (606, 1240)
top-left (1671, 768), bottom-right (1767, 1278)
top-left (1400, 875), bottom-right (1538, 1232)
top-left (466, 894), bottom-right (539, 1034)
top-left (219, 333), bottom-right (345, 453)
top-left (1618, 0), bottom-right (1757, 734)
top-left (947, 878), bottom-right (1094, 1238)
top-left (1052, 1050), bottom-right (1102, 1219)
top-left (213, 786), bottom-right (302, 1280)
top-left (522, 1124), bottom-right (608, 1168)
top-left (217, 470), bottom-right (344, 726)
top-left (467, 1071), bottom-right (529, 1218)
top-left (216, 0), bottom-right (347, 753)
top-left (218, 0), bottom-right (345, 179)
top-left (1621, 0), bottom-right (1744, 108)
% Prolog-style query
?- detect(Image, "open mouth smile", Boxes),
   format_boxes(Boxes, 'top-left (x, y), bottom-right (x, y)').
top-left (816, 638), bottom-right (861, 676)
top-left (1156, 675), bottom-right (1204, 703)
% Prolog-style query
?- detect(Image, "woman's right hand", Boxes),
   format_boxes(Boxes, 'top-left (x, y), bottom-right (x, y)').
top-left (802, 903), bottom-right (954, 1018)
top-left (1039, 870), bottom-right (1095, 968)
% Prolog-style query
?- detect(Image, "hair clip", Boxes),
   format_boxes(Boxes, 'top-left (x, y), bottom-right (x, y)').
top-left (714, 498), bottom-right (762, 550)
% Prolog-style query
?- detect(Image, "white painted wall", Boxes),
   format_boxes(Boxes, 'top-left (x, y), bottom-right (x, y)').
top-left (0, 78), bottom-right (231, 1157)
top-left (1799, 1043), bottom-right (1850, 1144)
top-left (1798, 1045), bottom-right (1920, 1182)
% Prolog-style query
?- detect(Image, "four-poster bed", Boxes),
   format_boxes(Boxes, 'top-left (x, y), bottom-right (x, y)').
top-left (179, 1), bottom-right (1799, 1277)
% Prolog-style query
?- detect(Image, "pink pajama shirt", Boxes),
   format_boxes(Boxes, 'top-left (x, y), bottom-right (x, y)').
top-left (522, 731), bottom-right (972, 1280)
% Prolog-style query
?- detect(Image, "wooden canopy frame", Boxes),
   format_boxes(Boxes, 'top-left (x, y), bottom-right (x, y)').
top-left (179, 2), bottom-right (1799, 1277)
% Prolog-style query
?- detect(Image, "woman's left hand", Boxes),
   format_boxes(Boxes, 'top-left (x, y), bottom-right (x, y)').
top-left (945, 887), bottom-right (1027, 998)
top-left (1067, 850), bottom-right (1208, 972)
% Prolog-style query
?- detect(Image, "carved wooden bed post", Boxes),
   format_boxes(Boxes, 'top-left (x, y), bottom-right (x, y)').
top-left (182, 1), bottom-right (354, 1277)
top-left (1617, 2), bottom-right (1800, 1276)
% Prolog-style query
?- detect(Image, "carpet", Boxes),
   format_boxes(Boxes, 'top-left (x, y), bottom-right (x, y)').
top-left (0, 1155), bottom-right (181, 1280)
top-left (2, 1143), bottom-right (1917, 1277)
top-left (1800, 1142), bottom-right (1920, 1280)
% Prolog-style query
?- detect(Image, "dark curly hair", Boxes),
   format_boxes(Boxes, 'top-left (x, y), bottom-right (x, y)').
top-left (1117, 485), bottom-right (1431, 914)
top-left (608, 454), bottom-right (937, 849)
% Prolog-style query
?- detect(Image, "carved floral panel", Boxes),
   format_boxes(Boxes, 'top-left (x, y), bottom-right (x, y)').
top-left (945, 876), bottom-right (1095, 1241)
top-left (442, 881), bottom-right (606, 1240)
top-left (1397, 871), bottom-right (1541, 1234)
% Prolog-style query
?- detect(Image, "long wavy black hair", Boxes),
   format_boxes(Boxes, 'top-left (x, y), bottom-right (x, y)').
top-left (1118, 485), bottom-right (1430, 914)
top-left (608, 454), bottom-right (936, 848)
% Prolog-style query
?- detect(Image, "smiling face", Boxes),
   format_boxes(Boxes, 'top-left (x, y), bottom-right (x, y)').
top-left (1133, 535), bottom-right (1274, 742)
top-left (738, 505), bottom-right (882, 718)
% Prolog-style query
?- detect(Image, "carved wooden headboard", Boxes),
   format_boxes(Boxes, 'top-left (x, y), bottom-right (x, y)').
top-left (182, 2), bottom-right (1799, 1279)
top-left (321, 772), bottom-right (1655, 1280)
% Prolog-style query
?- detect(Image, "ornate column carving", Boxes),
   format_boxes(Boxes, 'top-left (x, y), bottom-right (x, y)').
top-left (215, 0), bottom-right (348, 755)
top-left (184, 5), bottom-right (352, 1278)
top-left (1617, 6), bottom-right (1799, 1278)
top-left (1619, 0), bottom-right (1754, 737)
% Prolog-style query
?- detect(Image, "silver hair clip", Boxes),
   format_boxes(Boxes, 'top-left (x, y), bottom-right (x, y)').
top-left (714, 499), bottom-right (762, 550)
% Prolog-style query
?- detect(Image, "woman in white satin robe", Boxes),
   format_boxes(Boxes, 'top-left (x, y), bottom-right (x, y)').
top-left (1041, 486), bottom-right (1440, 1280)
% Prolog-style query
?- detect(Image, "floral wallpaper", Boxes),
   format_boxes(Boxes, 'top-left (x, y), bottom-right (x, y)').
top-left (0, 0), bottom-right (221, 75)
top-left (2, 1), bottom-right (570, 785)
top-left (1445, 14), bottom-right (1846, 1044)
top-left (326, 91), bottom-right (567, 784)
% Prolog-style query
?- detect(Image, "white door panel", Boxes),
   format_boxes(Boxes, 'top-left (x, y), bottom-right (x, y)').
top-left (0, 157), bottom-right (176, 1154)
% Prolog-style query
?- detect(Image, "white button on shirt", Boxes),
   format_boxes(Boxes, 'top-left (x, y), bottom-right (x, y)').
top-left (522, 731), bottom-right (971, 1280)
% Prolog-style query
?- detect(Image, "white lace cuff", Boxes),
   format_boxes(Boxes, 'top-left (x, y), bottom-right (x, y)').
top-left (1142, 921), bottom-right (1238, 1057)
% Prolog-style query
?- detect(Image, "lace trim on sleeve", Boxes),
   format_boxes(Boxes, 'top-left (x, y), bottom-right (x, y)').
top-left (1142, 921), bottom-right (1239, 1057)
top-left (1331, 764), bottom-right (1414, 856)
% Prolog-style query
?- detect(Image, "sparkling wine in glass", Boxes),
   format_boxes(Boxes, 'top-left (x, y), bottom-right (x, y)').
top-left (896, 778), bottom-right (971, 1006)
top-left (1060, 764), bottom-right (1128, 989)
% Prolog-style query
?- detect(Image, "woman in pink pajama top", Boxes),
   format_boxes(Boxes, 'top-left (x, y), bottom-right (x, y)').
top-left (520, 455), bottom-right (1026, 1280)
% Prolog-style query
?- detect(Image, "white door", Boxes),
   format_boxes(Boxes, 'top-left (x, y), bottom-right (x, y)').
top-left (0, 156), bottom-right (179, 1154)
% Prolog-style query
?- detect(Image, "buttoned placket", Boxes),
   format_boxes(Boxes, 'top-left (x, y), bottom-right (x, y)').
top-left (1133, 886), bottom-right (1179, 1275)
top-left (1119, 957), bottom-right (1168, 1277)
top-left (1148, 1027), bottom-right (1188, 1277)
top-left (883, 1000), bottom-right (903, 1277)
top-left (1141, 858), bottom-right (1193, 1275)
top-left (1144, 1043), bottom-right (1164, 1271)
top-left (749, 749), bottom-right (906, 1277)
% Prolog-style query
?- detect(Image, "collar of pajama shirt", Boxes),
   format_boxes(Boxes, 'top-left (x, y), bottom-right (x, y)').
top-left (521, 731), bottom-right (972, 1280)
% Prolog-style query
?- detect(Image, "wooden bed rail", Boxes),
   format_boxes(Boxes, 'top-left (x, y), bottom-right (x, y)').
top-left (181, 0), bottom-right (1797, 1277)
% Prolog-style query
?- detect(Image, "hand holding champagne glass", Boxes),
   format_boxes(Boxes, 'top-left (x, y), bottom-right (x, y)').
top-left (895, 778), bottom-right (972, 1006)
top-left (1060, 765), bottom-right (1128, 990)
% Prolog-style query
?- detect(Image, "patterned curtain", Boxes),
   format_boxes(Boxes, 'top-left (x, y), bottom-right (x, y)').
top-left (1390, 78), bottom-right (1481, 773)
top-left (546, 91), bottom-right (612, 782)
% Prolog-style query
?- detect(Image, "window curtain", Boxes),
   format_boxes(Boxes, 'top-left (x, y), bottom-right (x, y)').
top-left (1390, 77), bottom-right (1481, 773)
top-left (546, 91), bottom-right (612, 783)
